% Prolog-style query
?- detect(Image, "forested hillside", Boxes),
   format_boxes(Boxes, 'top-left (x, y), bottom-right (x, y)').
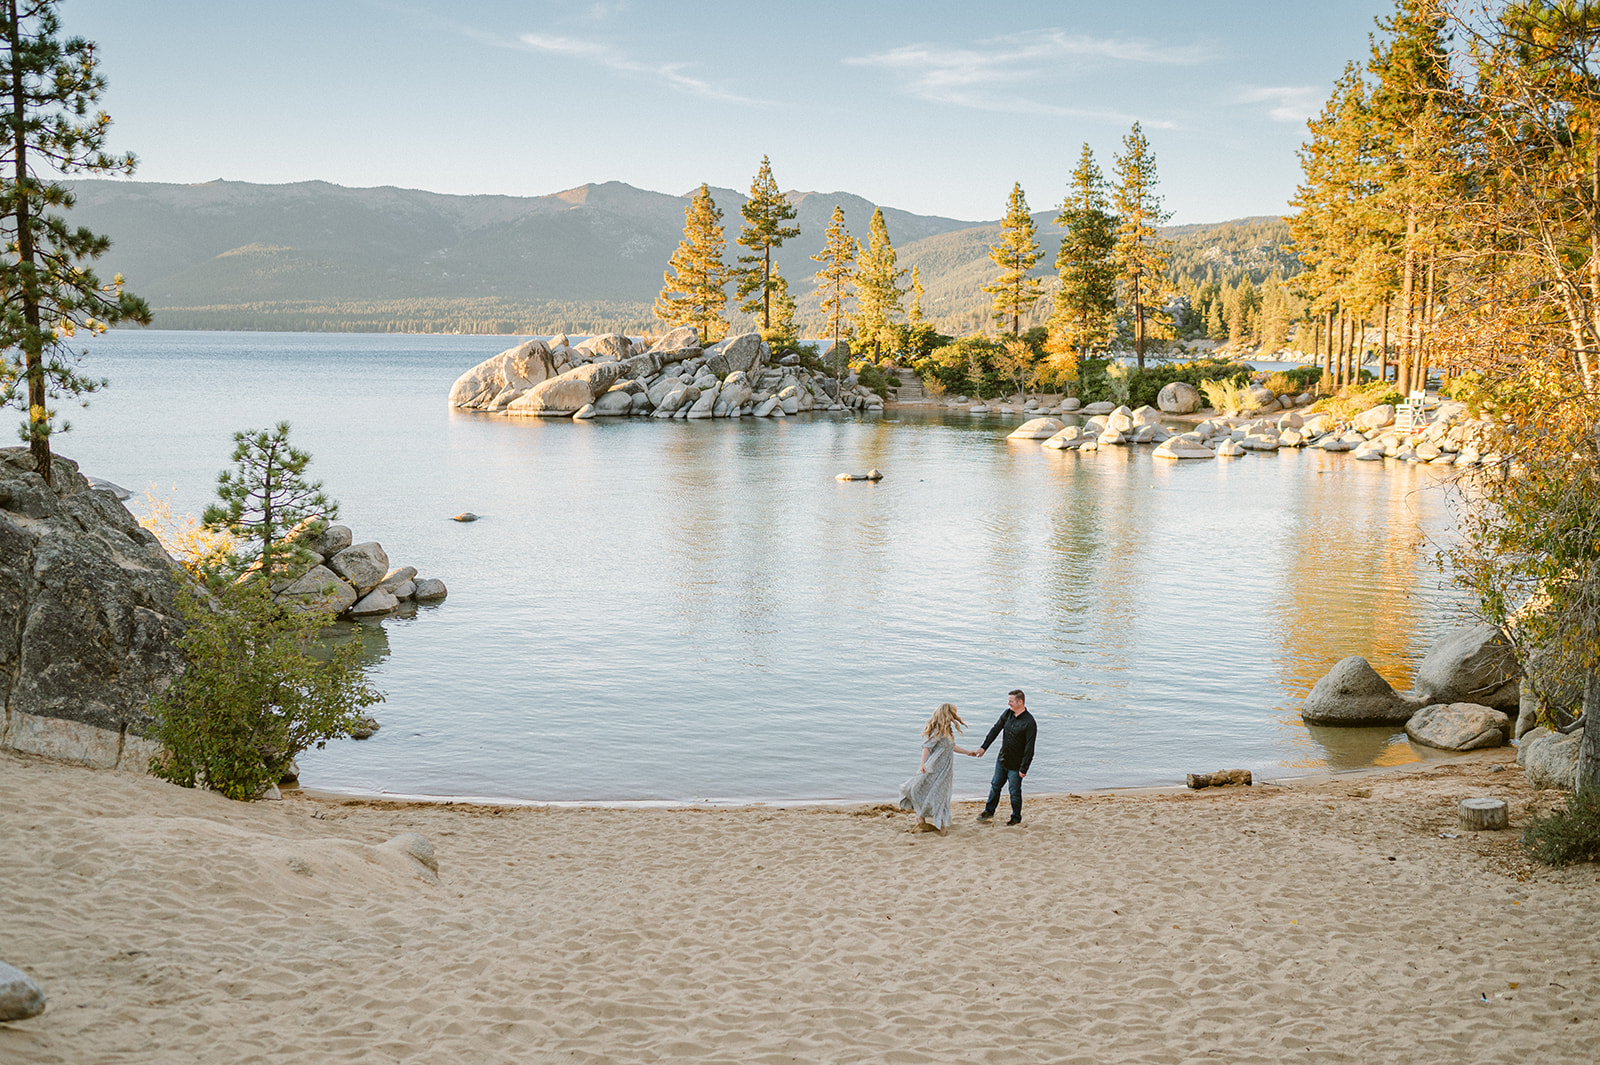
top-left (71, 179), bottom-right (1296, 335)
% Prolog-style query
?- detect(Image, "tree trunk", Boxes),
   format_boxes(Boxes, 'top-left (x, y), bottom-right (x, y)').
top-left (6, 0), bottom-right (49, 485)
top-left (1133, 271), bottom-right (1146, 371)
top-left (1322, 309), bottom-right (1335, 394)
top-left (1399, 211), bottom-right (1417, 393)
top-left (1577, 671), bottom-right (1600, 796)
top-left (1381, 302), bottom-right (1390, 381)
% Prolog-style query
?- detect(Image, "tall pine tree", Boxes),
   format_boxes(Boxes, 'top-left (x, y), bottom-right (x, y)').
top-left (852, 207), bottom-right (907, 359)
top-left (1051, 144), bottom-right (1118, 359)
top-left (812, 205), bottom-right (855, 370)
top-left (654, 183), bottom-right (728, 344)
top-left (1112, 122), bottom-right (1173, 370)
top-left (982, 182), bottom-right (1043, 335)
top-left (734, 156), bottom-right (799, 331)
top-left (0, 0), bottom-right (150, 485)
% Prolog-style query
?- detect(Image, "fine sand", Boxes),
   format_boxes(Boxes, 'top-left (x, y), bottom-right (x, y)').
top-left (4, 749), bottom-right (1599, 1065)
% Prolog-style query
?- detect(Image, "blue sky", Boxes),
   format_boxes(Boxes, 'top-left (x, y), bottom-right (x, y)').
top-left (63, 0), bottom-right (1391, 223)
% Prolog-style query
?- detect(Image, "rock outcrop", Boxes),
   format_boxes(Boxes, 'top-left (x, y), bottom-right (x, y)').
top-left (449, 331), bottom-right (884, 420)
top-left (0, 447), bottom-right (185, 770)
top-left (273, 520), bottom-right (447, 619)
top-left (1302, 655), bottom-right (1424, 727)
top-left (1408, 624), bottom-right (1521, 711)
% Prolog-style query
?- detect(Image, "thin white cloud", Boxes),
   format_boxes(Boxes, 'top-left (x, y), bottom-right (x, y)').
top-left (846, 29), bottom-right (1206, 124)
top-left (1232, 85), bottom-right (1322, 124)
top-left (492, 30), bottom-right (765, 106)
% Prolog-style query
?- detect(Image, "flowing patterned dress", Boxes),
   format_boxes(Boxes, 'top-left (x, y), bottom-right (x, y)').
top-left (898, 733), bottom-right (955, 829)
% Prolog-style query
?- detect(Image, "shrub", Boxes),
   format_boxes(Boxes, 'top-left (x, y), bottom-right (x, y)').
top-left (851, 360), bottom-right (895, 399)
top-left (1200, 377), bottom-right (1250, 415)
top-left (1306, 380), bottom-right (1405, 421)
top-left (148, 581), bottom-right (385, 801)
top-left (1077, 357), bottom-right (1253, 410)
top-left (1523, 788), bottom-right (1600, 865)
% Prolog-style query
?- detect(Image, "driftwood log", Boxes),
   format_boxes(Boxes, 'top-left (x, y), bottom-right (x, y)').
top-left (1186, 769), bottom-right (1252, 789)
top-left (1457, 796), bottom-right (1509, 831)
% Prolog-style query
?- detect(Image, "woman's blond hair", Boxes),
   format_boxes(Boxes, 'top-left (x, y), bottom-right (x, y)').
top-left (923, 702), bottom-right (966, 739)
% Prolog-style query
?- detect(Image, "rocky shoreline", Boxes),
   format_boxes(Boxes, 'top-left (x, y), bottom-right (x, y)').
top-left (1005, 387), bottom-right (1501, 468)
top-left (449, 329), bottom-right (887, 419)
top-left (270, 519), bottom-right (447, 620)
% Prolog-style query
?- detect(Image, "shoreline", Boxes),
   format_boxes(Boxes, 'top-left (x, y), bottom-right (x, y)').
top-left (294, 745), bottom-right (1496, 811)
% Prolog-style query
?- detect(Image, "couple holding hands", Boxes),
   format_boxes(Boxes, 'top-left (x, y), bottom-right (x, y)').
top-left (897, 690), bottom-right (1038, 835)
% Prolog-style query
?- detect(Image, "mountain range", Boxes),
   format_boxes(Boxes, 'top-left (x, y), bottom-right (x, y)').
top-left (65, 178), bottom-right (1293, 336)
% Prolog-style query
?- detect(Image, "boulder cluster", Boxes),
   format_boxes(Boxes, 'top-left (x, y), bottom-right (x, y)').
top-left (1301, 623), bottom-right (1589, 787)
top-left (271, 520), bottom-right (447, 620)
top-left (1010, 390), bottom-right (1505, 467)
top-left (448, 328), bottom-right (884, 419)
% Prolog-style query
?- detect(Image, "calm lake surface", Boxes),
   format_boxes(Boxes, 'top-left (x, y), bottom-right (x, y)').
top-left (60, 331), bottom-right (1472, 803)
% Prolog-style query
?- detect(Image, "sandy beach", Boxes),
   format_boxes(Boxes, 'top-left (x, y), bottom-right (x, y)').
top-left (3, 749), bottom-right (1598, 1065)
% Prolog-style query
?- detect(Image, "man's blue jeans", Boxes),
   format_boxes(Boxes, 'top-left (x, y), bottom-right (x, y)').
top-left (983, 761), bottom-right (1023, 821)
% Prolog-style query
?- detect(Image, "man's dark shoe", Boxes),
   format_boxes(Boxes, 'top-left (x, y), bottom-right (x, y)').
top-left (1005, 818), bottom-right (1022, 826)
top-left (976, 812), bottom-right (994, 822)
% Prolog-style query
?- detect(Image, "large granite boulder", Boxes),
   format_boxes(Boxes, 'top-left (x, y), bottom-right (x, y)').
top-left (274, 564), bottom-right (358, 615)
top-left (713, 371), bottom-right (752, 417)
top-left (506, 361), bottom-right (624, 416)
top-left (0, 448), bottom-right (185, 770)
top-left (1408, 624), bottom-right (1520, 711)
top-left (1157, 381), bottom-right (1201, 414)
top-left (328, 543), bottom-right (389, 596)
top-left (1302, 655), bottom-right (1425, 726)
top-left (1042, 425), bottom-right (1086, 450)
top-left (648, 327), bottom-right (701, 362)
top-left (1354, 404), bottom-right (1396, 432)
top-left (1153, 437), bottom-right (1215, 460)
top-left (576, 333), bottom-right (631, 362)
top-left (447, 339), bottom-right (558, 409)
top-left (1517, 726), bottom-right (1581, 790)
top-left (708, 332), bottom-right (765, 376)
top-left (1009, 417), bottom-right (1064, 440)
top-left (1405, 702), bottom-right (1511, 750)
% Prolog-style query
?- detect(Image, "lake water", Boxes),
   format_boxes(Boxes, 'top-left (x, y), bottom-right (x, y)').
top-left (56, 330), bottom-right (1472, 803)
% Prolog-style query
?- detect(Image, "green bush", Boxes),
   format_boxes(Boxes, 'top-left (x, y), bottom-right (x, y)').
top-left (1523, 788), bottom-right (1600, 865)
top-left (914, 337), bottom-right (1008, 399)
top-left (851, 359), bottom-right (895, 399)
top-left (148, 581), bottom-right (385, 801)
top-left (1076, 357), bottom-right (1255, 409)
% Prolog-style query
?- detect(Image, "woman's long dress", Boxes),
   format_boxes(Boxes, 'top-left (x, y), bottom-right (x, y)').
top-left (898, 734), bottom-right (955, 829)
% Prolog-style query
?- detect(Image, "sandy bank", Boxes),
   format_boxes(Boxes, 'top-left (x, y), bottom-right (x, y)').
top-left (4, 749), bottom-right (1598, 1064)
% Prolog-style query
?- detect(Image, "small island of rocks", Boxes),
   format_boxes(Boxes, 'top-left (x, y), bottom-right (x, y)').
top-left (448, 328), bottom-right (885, 418)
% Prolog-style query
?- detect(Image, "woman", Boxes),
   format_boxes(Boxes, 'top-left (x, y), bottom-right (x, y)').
top-left (898, 702), bottom-right (978, 834)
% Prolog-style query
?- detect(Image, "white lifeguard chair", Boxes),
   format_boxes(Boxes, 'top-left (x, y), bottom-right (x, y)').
top-left (1394, 390), bottom-right (1427, 433)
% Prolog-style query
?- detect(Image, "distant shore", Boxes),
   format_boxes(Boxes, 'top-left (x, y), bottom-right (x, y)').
top-left (5, 747), bottom-right (1598, 1064)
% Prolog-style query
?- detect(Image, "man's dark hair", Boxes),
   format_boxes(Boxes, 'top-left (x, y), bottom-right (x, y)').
top-left (1009, 689), bottom-right (1025, 702)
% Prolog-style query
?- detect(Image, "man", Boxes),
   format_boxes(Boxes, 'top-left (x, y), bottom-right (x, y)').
top-left (975, 689), bottom-right (1036, 825)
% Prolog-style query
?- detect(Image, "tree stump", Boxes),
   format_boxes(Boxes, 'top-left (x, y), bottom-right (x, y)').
top-left (1457, 796), bottom-right (1509, 831)
top-left (1186, 769), bottom-right (1252, 789)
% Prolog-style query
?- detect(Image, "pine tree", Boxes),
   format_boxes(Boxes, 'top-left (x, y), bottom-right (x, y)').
top-left (812, 205), bottom-right (855, 371)
top-left (852, 207), bottom-right (907, 359)
top-left (1051, 144), bottom-right (1118, 359)
top-left (1112, 123), bottom-right (1174, 370)
top-left (908, 266), bottom-right (925, 325)
top-left (734, 156), bottom-right (799, 330)
top-left (202, 422), bottom-right (337, 582)
top-left (1258, 282), bottom-right (1291, 352)
top-left (982, 183), bottom-right (1043, 335)
top-left (765, 262), bottom-right (798, 351)
top-left (0, 0), bottom-right (150, 485)
top-left (654, 183), bottom-right (728, 344)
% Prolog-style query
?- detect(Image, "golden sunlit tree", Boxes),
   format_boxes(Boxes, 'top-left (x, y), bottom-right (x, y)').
top-left (982, 182), bottom-right (1043, 336)
top-left (655, 183), bottom-right (728, 344)
top-left (1112, 122), bottom-right (1173, 370)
